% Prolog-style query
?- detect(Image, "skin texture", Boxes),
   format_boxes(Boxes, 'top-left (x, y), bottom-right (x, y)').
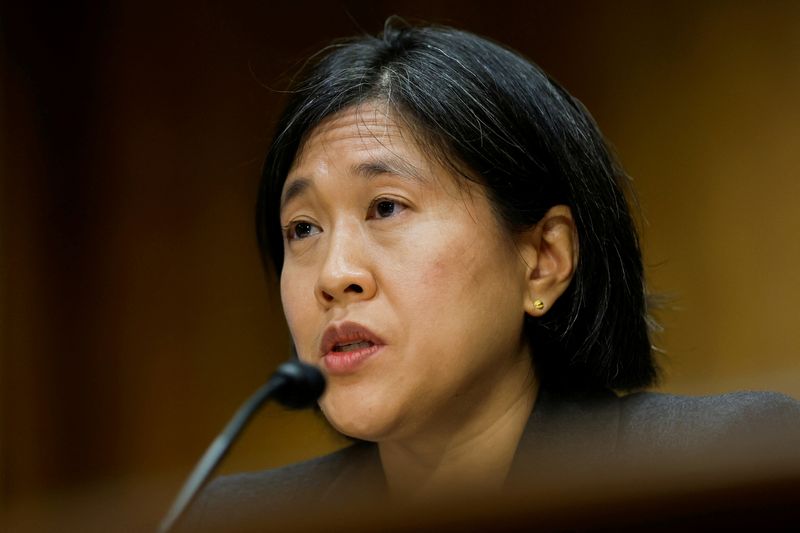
top-left (278, 102), bottom-right (577, 496)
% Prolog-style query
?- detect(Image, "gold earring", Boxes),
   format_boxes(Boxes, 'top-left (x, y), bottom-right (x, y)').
top-left (533, 299), bottom-right (545, 311)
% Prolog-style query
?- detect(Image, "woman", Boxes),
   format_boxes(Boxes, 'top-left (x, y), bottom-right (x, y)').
top-left (189, 19), bottom-right (800, 527)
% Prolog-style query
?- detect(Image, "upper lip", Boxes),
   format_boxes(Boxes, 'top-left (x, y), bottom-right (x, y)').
top-left (320, 321), bottom-right (385, 356)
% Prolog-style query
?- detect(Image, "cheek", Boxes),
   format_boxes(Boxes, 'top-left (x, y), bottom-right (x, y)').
top-left (409, 228), bottom-right (498, 299)
top-left (279, 274), bottom-right (295, 322)
top-left (386, 238), bottom-right (461, 303)
top-left (279, 271), bottom-right (315, 359)
top-left (395, 224), bottom-right (523, 344)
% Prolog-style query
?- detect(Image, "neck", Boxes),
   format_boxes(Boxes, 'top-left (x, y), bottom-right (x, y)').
top-left (377, 354), bottom-right (537, 500)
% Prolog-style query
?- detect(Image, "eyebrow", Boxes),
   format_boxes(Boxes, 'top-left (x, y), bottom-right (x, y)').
top-left (280, 156), bottom-right (427, 212)
top-left (280, 178), bottom-right (312, 212)
top-left (351, 156), bottom-right (427, 183)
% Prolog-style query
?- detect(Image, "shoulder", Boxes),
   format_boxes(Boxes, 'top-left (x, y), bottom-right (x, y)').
top-left (202, 445), bottom-right (355, 501)
top-left (181, 442), bottom-right (379, 531)
top-left (619, 390), bottom-right (800, 430)
top-left (615, 390), bottom-right (800, 457)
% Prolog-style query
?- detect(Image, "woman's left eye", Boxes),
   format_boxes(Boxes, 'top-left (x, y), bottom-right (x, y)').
top-left (368, 198), bottom-right (406, 219)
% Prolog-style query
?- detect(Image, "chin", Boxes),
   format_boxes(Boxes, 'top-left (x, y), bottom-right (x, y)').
top-left (320, 395), bottom-right (398, 442)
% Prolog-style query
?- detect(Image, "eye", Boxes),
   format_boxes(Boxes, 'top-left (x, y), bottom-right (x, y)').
top-left (368, 197), bottom-right (406, 219)
top-left (284, 221), bottom-right (321, 241)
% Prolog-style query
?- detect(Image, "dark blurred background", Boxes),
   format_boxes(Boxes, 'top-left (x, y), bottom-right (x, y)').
top-left (2, 1), bottom-right (799, 530)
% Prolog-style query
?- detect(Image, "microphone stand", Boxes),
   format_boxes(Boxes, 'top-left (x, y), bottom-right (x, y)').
top-left (157, 361), bottom-right (323, 533)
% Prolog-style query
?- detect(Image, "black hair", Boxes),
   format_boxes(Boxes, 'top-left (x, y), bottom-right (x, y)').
top-left (257, 18), bottom-right (658, 393)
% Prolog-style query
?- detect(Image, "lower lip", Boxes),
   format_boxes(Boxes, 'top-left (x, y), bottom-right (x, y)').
top-left (322, 344), bottom-right (383, 375)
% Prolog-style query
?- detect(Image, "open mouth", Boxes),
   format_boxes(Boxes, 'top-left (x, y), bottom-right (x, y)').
top-left (320, 322), bottom-right (384, 375)
top-left (332, 341), bottom-right (374, 353)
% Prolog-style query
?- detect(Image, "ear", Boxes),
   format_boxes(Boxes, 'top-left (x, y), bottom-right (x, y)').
top-left (517, 205), bottom-right (578, 317)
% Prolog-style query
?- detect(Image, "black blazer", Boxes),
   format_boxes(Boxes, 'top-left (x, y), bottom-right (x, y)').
top-left (183, 388), bottom-right (800, 530)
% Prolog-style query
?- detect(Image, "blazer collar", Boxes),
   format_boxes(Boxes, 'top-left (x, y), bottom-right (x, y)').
top-left (508, 386), bottom-right (622, 484)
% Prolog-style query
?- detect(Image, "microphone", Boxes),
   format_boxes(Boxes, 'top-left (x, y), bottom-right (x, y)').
top-left (157, 359), bottom-right (325, 533)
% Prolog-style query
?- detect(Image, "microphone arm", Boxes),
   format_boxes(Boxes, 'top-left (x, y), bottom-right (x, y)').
top-left (158, 360), bottom-right (325, 533)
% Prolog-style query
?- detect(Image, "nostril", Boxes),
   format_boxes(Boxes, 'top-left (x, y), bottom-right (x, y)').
top-left (345, 284), bottom-right (363, 293)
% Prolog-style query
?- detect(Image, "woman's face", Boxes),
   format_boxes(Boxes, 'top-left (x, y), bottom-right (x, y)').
top-left (279, 103), bottom-right (534, 442)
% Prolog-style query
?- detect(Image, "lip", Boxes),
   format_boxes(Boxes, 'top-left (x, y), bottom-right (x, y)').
top-left (320, 321), bottom-right (385, 375)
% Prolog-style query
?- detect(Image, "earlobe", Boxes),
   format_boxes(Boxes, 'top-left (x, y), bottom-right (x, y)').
top-left (519, 205), bottom-right (578, 317)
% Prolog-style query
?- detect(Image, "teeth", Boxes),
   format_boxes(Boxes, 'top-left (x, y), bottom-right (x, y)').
top-left (333, 341), bottom-right (373, 353)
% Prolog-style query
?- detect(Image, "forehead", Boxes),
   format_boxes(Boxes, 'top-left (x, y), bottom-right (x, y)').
top-left (289, 103), bottom-right (428, 176)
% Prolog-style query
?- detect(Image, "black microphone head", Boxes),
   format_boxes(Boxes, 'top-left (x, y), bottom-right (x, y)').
top-left (271, 360), bottom-right (326, 409)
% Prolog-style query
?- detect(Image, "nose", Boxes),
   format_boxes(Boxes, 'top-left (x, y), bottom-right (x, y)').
top-left (315, 224), bottom-right (377, 307)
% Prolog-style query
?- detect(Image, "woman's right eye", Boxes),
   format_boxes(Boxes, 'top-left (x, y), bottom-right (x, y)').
top-left (285, 221), bottom-right (321, 241)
